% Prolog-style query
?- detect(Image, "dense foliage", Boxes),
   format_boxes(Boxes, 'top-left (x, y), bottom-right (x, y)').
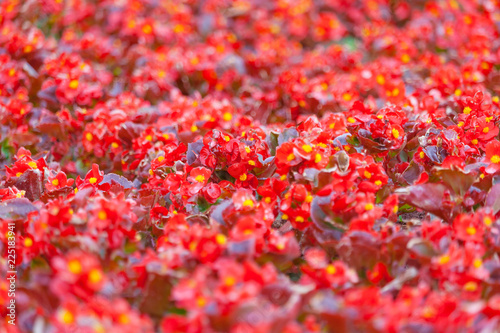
top-left (2, 0), bottom-right (500, 332)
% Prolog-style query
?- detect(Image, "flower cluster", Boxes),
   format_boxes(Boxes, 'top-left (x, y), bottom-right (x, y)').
top-left (1, 0), bottom-right (500, 332)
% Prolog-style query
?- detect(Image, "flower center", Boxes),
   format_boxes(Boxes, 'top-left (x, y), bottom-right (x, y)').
top-left (491, 155), bottom-right (500, 164)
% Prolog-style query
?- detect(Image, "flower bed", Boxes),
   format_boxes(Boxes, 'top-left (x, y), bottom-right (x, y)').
top-left (1, 0), bottom-right (500, 332)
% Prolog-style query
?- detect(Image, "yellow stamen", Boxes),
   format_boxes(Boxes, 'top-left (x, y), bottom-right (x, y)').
top-left (68, 260), bottom-right (82, 274)
top-left (118, 314), bottom-right (130, 324)
top-left (88, 269), bottom-right (102, 283)
top-left (326, 264), bottom-right (336, 275)
top-left (484, 217), bottom-right (493, 227)
top-left (69, 80), bottom-right (79, 89)
top-left (463, 281), bottom-right (478, 292)
top-left (142, 24), bottom-right (153, 34)
top-left (376, 75), bottom-right (385, 85)
top-left (223, 112), bottom-right (232, 122)
top-left (98, 210), bottom-right (107, 220)
top-left (466, 226), bottom-right (477, 235)
top-left (216, 234), bottom-right (227, 245)
top-left (473, 259), bottom-right (482, 268)
top-left (196, 297), bottom-right (206, 307)
top-left (224, 276), bottom-right (236, 286)
top-left (422, 307), bottom-right (436, 319)
top-left (59, 309), bottom-right (74, 324)
top-left (438, 255), bottom-right (450, 265)
top-left (174, 24), bottom-right (184, 33)
top-left (24, 238), bottom-right (33, 247)
top-left (243, 199), bottom-right (254, 207)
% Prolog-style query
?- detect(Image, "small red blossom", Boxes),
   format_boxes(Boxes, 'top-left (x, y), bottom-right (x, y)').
top-left (485, 140), bottom-right (500, 174)
top-left (45, 171), bottom-right (75, 191)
